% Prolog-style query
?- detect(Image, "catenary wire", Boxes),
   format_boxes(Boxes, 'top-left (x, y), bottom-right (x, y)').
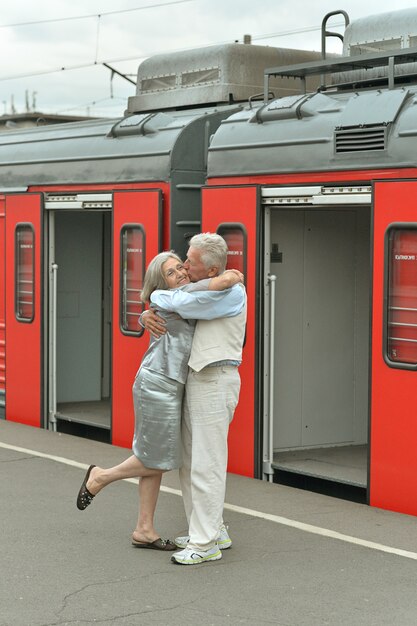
top-left (0, 0), bottom-right (197, 29)
top-left (0, 20), bottom-right (345, 84)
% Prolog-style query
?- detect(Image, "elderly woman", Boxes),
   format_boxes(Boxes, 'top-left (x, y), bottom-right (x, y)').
top-left (76, 251), bottom-right (244, 551)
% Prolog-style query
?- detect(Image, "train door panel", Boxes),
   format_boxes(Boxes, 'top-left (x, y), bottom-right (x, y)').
top-left (371, 180), bottom-right (417, 515)
top-left (272, 210), bottom-right (358, 449)
top-left (266, 199), bottom-right (371, 490)
top-left (201, 185), bottom-right (259, 477)
top-left (55, 212), bottom-right (104, 404)
top-left (112, 190), bottom-right (162, 447)
top-left (5, 194), bottom-right (42, 427)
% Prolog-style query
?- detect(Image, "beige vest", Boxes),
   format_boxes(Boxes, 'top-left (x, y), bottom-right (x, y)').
top-left (188, 293), bottom-right (247, 372)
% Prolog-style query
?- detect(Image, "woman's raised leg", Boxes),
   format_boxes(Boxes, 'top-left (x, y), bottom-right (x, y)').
top-left (86, 455), bottom-right (162, 496)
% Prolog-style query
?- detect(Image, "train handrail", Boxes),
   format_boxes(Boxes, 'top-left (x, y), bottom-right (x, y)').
top-left (248, 91), bottom-right (275, 109)
top-left (321, 10), bottom-right (350, 60)
top-left (321, 10), bottom-right (350, 86)
top-left (48, 263), bottom-right (58, 432)
top-left (264, 273), bottom-right (276, 483)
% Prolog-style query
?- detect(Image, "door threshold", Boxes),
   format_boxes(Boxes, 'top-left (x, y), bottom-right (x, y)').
top-left (271, 461), bottom-right (365, 488)
top-left (56, 413), bottom-right (111, 430)
top-left (272, 444), bottom-right (367, 488)
top-left (272, 467), bottom-right (367, 504)
top-left (56, 400), bottom-right (111, 430)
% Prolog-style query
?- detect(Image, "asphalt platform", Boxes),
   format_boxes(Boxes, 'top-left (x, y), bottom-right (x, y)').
top-left (1, 419), bottom-right (417, 626)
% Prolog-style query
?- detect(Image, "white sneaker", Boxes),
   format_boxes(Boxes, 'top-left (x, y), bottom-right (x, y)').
top-left (171, 545), bottom-right (222, 565)
top-left (175, 524), bottom-right (232, 550)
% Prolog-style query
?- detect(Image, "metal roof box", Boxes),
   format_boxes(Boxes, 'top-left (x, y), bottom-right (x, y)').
top-left (343, 8), bottom-right (417, 55)
top-left (334, 8), bottom-right (417, 86)
top-left (127, 43), bottom-right (323, 112)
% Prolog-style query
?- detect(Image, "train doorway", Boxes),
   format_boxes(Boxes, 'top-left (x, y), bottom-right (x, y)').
top-left (46, 202), bottom-right (112, 438)
top-left (264, 187), bottom-right (371, 493)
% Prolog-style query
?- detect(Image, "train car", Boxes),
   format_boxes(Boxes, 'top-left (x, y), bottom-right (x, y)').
top-left (4, 5), bottom-right (417, 519)
top-left (203, 8), bottom-right (417, 517)
top-left (0, 41), bottom-right (321, 448)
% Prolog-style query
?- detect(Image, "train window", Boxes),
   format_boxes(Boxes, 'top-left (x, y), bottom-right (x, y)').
top-left (217, 224), bottom-right (247, 279)
top-left (120, 225), bottom-right (145, 336)
top-left (385, 227), bottom-right (417, 367)
top-left (15, 224), bottom-right (35, 323)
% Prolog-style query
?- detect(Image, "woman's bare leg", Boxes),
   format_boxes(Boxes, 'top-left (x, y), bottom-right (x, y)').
top-left (132, 474), bottom-right (163, 543)
top-left (84, 456), bottom-right (169, 543)
top-left (86, 455), bottom-right (162, 496)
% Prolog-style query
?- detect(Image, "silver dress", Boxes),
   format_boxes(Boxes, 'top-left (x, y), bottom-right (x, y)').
top-left (132, 310), bottom-right (196, 470)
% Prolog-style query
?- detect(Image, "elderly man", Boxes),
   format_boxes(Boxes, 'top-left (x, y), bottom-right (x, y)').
top-left (143, 233), bottom-right (247, 565)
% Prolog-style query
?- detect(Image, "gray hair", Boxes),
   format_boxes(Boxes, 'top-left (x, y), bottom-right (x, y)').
top-left (141, 251), bottom-right (182, 303)
top-left (188, 232), bottom-right (227, 274)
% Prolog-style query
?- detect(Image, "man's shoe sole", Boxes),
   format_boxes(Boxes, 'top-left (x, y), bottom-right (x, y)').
top-left (175, 538), bottom-right (232, 550)
top-left (171, 550), bottom-right (222, 565)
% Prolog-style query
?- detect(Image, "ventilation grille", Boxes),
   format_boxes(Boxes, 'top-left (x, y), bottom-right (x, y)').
top-left (335, 126), bottom-right (387, 153)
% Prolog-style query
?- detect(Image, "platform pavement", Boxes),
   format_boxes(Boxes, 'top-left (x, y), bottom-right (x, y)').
top-left (1, 419), bottom-right (417, 626)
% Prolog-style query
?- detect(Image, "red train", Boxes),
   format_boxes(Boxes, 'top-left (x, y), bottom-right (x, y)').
top-left (2, 8), bottom-right (417, 517)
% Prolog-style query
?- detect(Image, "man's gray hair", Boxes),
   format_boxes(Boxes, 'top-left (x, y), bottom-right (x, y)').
top-left (188, 232), bottom-right (228, 274)
top-left (141, 251), bottom-right (182, 302)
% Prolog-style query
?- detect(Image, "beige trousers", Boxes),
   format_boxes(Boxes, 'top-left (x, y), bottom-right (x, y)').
top-left (179, 365), bottom-right (241, 549)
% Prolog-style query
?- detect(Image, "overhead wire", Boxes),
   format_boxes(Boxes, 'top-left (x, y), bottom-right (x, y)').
top-left (0, 21), bottom-right (345, 83)
top-left (0, 0), bottom-right (347, 82)
top-left (251, 22), bottom-right (345, 41)
top-left (0, 0), bottom-right (196, 29)
top-left (57, 96), bottom-right (126, 114)
top-left (0, 4), bottom-right (345, 114)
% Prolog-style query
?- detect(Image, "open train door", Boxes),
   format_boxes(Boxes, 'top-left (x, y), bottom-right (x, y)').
top-left (201, 185), bottom-right (260, 477)
top-left (5, 194), bottom-right (43, 427)
top-left (371, 180), bottom-right (417, 516)
top-left (112, 190), bottom-right (162, 448)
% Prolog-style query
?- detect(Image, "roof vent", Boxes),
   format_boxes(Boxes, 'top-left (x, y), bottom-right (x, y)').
top-left (335, 126), bottom-right (387, 153)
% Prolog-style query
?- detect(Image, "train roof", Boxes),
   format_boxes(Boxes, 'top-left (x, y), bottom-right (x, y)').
top-left (0, 107), bottom-right (237, 187)
top-left (4, 8), bottom-right (417, 186)
top-left (207, 8), bottom-right (417, 178)
top-left (0, 42), bottom-right (324, 188)
top-left (207, 83), bottom-right (417, 177)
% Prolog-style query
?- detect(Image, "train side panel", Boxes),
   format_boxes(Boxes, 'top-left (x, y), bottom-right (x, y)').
top-left (112, 190), bottom-right (162, 448)
top-left (202, 185), bottom-right (259, 477)
top-left (370, 180), bottom-right (417, 516)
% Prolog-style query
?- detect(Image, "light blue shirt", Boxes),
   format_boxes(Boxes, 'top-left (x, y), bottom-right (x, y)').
top-left (150, 282), bottom-right (245, 320)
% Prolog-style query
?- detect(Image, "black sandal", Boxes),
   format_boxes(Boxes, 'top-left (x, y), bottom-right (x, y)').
top-left (76, 465), bottom-right (96, 510)
top-left (132, 537), bottom-right (177, 551)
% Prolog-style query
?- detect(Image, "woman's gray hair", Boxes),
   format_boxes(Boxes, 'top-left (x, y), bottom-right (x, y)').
top-left (141, 251), bottom-right (182, 303)
top-left (188, 232), bottom-right (228, 274)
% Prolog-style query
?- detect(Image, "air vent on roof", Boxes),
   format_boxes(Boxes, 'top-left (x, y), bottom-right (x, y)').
top-left (349, 38), bottom-right (402, 56)
top-left (335, 126), bottom-right (387, 153)
top-left (141, 74), bottom-right (177, 93)
top-left (181, 67), bottom-right (220, 87)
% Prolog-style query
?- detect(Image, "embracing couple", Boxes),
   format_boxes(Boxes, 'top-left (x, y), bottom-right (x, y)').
top-left (76, 232), bottom-right (247, 565)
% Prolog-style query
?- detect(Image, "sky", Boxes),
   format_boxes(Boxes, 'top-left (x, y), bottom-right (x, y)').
top-left (1, 0), bottom-right (417, 119)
